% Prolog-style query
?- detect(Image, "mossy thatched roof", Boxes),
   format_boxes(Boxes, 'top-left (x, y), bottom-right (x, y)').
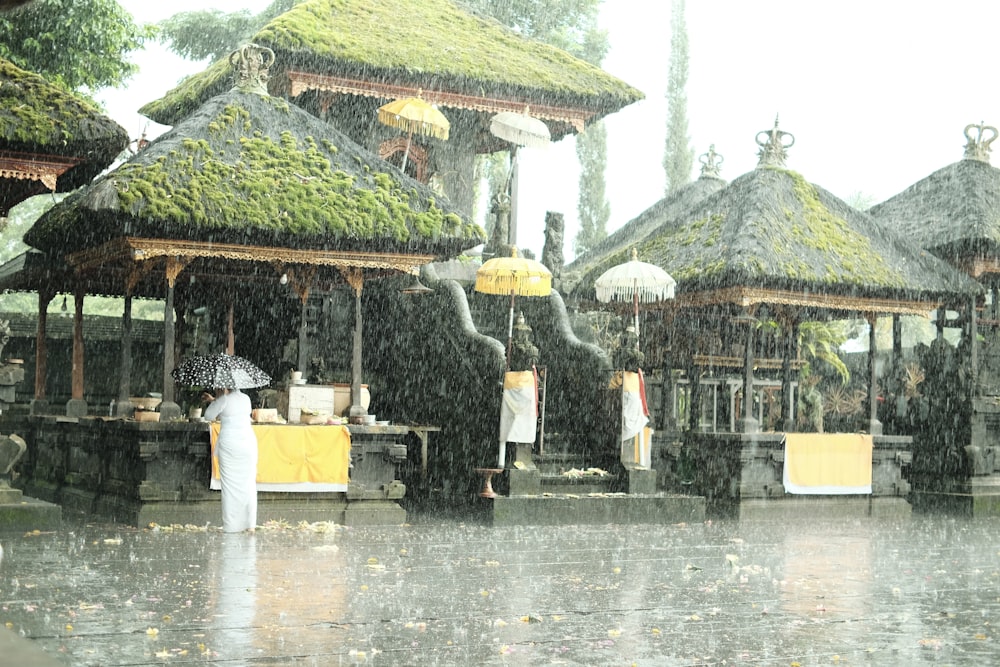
top-left (571, 167), bottom-right (979, 312)
top-left (564, 175), bottom-right (727, 289)
top-left (0, 57), bottom-right (128, 207)
top-left (139, 0), bottom-right (643, 128)
top-left (24, 88), bottom-right (483, 257)
top-left (868, 158), bottom-right (1000, 261)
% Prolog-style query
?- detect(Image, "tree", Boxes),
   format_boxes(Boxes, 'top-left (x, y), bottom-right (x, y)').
top-left (456, 0), bottom-right (608, 252)
top-left (571, 15), bottom-right (611, 257)
top-left (663, 0), bottom-right (693, 195)
top-left (574, 120), bottom-right (610, 255)
top-left (0, 195), bottom-right (164, 319)
top-left (0, 0), bottom-right (154, 92)
top-left (158, 1), bottom-right (300, 62)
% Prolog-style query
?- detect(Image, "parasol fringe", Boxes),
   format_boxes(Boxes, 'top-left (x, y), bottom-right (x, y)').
top-left (377, 110), bottom-right (450, 140)
top-left (475, 274), bottom-right (552, 296)
top-left (596, 283), bottom-right (675, 303)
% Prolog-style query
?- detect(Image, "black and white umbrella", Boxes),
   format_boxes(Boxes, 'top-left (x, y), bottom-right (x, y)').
top-left (171, 353), bottom-right (271, 389)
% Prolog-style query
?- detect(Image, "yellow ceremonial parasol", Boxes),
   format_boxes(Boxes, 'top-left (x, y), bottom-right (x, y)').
top-left (475, 247), bottom-right (552, 369)
top-left (476, 246), bottom-right (552, 471)
top-left (377, 92), bottom-right (450, 173)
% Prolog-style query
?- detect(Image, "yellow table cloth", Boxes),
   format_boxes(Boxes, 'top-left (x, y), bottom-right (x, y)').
top-left (782, 433), bottom-right (873, 494)
top-left (211, 423), bottom-right (351, 492)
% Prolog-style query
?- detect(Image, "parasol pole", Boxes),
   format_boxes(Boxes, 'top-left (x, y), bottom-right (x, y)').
top-left (401, 130), bottom-right (413, 173)
top-left (508, 145), bottom-right (519, 245)
top-left (633, 277), bottom-right (640, 346)
top-left (505, 289), bottom-right (515, 370)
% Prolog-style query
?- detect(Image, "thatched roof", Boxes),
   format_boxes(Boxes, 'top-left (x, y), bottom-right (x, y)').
top-left (24, 87), bottom-right (484, 258)
top-left (563, 174), bottom-right (727, 290)
top-left (572, 166), bottom-right (980, 316)
top-left (0, 58), bottom-right (128, 213)
top-left (138, 0), bottom-right (643, 135)
top-left (868, 158), bottom-right (1000, 262)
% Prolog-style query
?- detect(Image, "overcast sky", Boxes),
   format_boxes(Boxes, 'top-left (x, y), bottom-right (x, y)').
top-left (103, 1), bottom-right (1000, 262)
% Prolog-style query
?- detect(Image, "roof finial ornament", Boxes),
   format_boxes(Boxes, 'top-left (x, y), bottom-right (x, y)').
top-left (963, 122), bottom-right (998, 163)
top-left (229, 43), bottom-right (275, 95)
top-left (755, 115), bottom-right (795, 168)
top-left (698, 144), bottom-right (724, 178)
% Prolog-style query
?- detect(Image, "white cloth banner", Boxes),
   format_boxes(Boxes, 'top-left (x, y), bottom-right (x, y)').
top-left (621, 391), bottom-right (648, 443)
top-left (500, 371), bottom-right (537, 443)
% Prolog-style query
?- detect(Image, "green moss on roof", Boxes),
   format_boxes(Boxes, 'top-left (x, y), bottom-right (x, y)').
top-left (140, 0), bottom-right (643, 126)
top-left (0, 58), bottom-right (127, 155)
top-left (572, 167), bottom-right (974, 302)
top-left (25, 92), bottom-right (481, 254)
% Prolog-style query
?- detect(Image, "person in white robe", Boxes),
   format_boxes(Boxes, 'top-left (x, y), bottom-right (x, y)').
top-left (204, 388), bottom-right (258, 533)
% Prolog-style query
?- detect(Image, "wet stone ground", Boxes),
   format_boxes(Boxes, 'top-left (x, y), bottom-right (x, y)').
top-left (1, 512), bottom-right (999, 666)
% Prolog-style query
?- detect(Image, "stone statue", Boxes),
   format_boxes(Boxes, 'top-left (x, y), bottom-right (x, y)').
top-left (485, 192), bottom-right (512, 258)
top-left (509, 313), bottom-right (539, 372)
top-left (541, 211), bottom-right (564, 287)
top-left (0, 319), bottom-right (9, 362)
top-left (308, 356), bottom-right (335, 385)
top-left (613, 325), bottom-right (644, 372)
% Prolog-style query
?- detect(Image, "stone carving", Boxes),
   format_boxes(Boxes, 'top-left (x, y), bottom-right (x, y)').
top-left (229, 43), bottom-right (275, 95)
top-left (486, 192), bottom-right (512, 258)
top-left (541, 211), bottom-right (564, 287)
top-left (755, 115), bottom-right (795, 168)
top-left (699, 144), bottom-right (724, 179)
top-left (613, 325), bottom-right (644, 372)
top-left (0, 318), bottom-right (9, 362)
top-left (509, 313), bottom-right (539, 372)
top-left (0, 433), bottom-right (26, 503)
top-left (963, 122), bottom-right (998, 163)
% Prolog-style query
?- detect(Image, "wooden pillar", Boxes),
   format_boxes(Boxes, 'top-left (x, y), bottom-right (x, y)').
top-left (341, 267), bottom-right (367, 419)
top-left (66, 283), bottom-right (87, 417)
top-left (781, 318), bottom-right (797, 432)
top-left (116, 291), bottom-right (134, 414)
top-left (159, 257), bottom-right (188, 421)
top-left (225, 300), bottom-right (235, 355)
top-left (297, 297), bottom-right (309, 375)
top-left (969, 296), bottom-right (979, 404)
top-left (866, 313), bottom-right (882, 436)
top-left (891, 314), bottom-right (902, 362)
top-left (289, 267), bottom-right (315, 379)
top-left (31, 288), bottom-right (54, 414)
top-left (740, 312), bottom-right (759, 433)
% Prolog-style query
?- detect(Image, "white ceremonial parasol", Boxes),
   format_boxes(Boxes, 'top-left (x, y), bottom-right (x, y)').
top-left (595, 248), bottom-right (676, 340)
top-left (489, 106), bottom-right (551, 149)
top-left (489, 106), bottom-right (550, 245)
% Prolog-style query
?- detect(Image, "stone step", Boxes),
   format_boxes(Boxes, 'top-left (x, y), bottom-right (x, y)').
top-left (490, 493), bottom-right (706, 525)
top-left (539, 472), bottom-right (618, 496)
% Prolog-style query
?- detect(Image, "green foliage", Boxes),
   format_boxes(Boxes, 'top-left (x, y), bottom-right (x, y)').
top-left (798, 320), bottom-right (850, 384)
top-left (159, 0), bottom-right (302, 62)
top-left (785, 170), bottom-right (905, 287)
top-left (574, 120), bottom-right (609, 255)
top-left (663, 0), bottom-right (693, 195)
top-left (30, 98), bottom-right (482, 250)
top-left (0, 194), bottom-right (164, 319)
top-left (0, 0), bottom-right (155, 92)
top-left (456, 0), bottom-right (606, 60)
top-left (465, 0), bottom-right (610, 247)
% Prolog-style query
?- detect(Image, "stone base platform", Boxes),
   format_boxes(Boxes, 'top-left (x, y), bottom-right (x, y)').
top-left (135, 497), bottom-right (406, 528)
top-left (910, 475), bottom-right (1000, 516)
top-left (0, 495), bottom-right (61, 532)
top-left (488, 492), bottom-right (706, 526)
top-left (737, 496), bottom-right (912, 521)
top-left (0, 627), bottom-right (64, 667)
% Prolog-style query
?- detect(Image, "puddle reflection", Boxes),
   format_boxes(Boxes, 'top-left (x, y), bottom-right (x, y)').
top-left (210, 534), bottom-right (258, 660)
